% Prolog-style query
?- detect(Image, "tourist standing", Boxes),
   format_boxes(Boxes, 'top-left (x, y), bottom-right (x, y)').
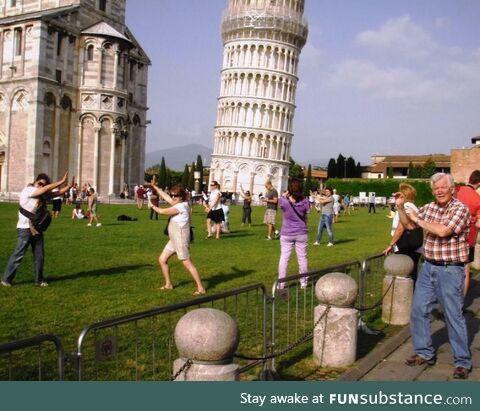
top-left (263, 180), bottom-right (279, 240)
top-left (2, 172), bottom-right (70, 287)
top-left (314, 188), bottom-right (334, 247)
top-left (205, 181), bottom-right (224, 239)
top-left (87, 187), bottom-right (102, 227)
top-left (396, 173), bottom-right (471, 379)
top-left (456, 169), bottom-right (480, 296)
top-left (277, 178), bottom-right (310, 289)
top-left (239, 185), bottom-right (252, 226)
top-left (368, 192), bottom-right (376, 213)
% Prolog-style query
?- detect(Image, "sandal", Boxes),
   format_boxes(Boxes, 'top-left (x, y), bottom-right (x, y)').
top-left (453, 367), bottom-right (471, 380)
top-left (159, 285), bottom-right (173, 291)
top-left (193, 289), bottom-right (206, 295)
top-left (405, 354), bottom-right (436, 366)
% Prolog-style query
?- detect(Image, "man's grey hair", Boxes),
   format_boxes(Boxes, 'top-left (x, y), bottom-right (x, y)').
top-left (430, 173), bottom-right (455, 190)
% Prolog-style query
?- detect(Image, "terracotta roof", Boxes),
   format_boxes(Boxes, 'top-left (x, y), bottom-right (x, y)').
top-left (371, 154), bottom-right (450, 163)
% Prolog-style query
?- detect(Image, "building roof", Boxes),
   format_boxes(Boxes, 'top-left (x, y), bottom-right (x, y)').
top-left (82, 21), bottom-right (132, 43)
top-left (367, 154), bottom-right (450, 173)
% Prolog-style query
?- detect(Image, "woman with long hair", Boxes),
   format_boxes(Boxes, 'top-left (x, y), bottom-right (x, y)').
top-left (277, 178), bottom-right (310, 289)
top-left (151, 180), bottom-right (206, 295)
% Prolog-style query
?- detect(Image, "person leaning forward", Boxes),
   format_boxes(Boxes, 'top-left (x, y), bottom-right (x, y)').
top-left (394, 172), bottom-right (472, 379)
top-left (2, 172), bottom-right (71, 287)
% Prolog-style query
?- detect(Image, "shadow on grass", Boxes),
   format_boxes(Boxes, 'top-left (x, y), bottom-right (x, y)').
top-left (205, 266), bottom-right (256, 289)
top-left (46, 264), bottom-right (154, 284)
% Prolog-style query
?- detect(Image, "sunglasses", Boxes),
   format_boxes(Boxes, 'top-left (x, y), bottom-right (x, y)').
top-left (170, 193), bottom-right (181, 198)
top-left (37, 181), bottom-right (47, 187)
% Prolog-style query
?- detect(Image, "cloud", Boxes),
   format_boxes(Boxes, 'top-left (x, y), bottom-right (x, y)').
top-left (328, 58), bottom-right (480, 103)
top-left (355, 15), bottom-right (437, 58)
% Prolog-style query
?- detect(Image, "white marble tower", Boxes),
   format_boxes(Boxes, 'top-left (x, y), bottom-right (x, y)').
top-left (209, 0), bottom-right (308, 196)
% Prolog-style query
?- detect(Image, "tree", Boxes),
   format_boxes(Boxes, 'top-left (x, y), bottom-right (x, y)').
top-left (188, 162), bottom-right (195, 191)
top-left (421, 158), bottom-right (436, 178)
top-left (345, 157), bottom-right (356, 178)
top-left (158, 157), bottom-right (167, 188)
top-left (181, 164), bottom-right (189, 187)
top-left (355, 162), bottom-right (363, 178)
top-left (304, 164), bottom-right (316, 194)
top-left (336, 154), bottom-right (346, 178)
top-left (289, 157), bottom-right (304, 179)
top-left (407, 162), bottom-right (415, 178)
top-left (387, 167), bottom-right (394, 179)
top-left (327, 158), bottom-right (336, 179)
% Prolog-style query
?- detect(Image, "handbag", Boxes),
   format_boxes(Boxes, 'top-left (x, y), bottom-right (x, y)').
top-left (163, 217), bottom-right (171, 236)
top-left (396, 227), bottom-right (423, 253)
top-left (19, 196), bottom-right (52, 235)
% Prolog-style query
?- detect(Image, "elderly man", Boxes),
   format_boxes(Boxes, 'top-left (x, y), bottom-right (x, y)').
top-left (262, 180), bottom-right (279, 240)
top-left (394, 173), bottom-right (471, 379)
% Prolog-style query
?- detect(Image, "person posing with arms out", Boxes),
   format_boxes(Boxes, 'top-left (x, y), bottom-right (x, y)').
top-left (277, 178), bottom-right (310, 289)
top-left (2, 172), bottom-right (71, 287)
top-left (314, 187), bottom-right (334, 247)
top-left (456, 169), bottom-right (480, 297)
top-left (205, 180), bottom-right (224, 239)
top-left (151, 179), bottom-right (206, 295)
top-left (263, 180), bottom-right (279, 240)
top-left (239, 185), bottom-right (252, 226)
top-left (383, 183), bottom-right (422, 282)
top-left (395, 173), bottom-right (471, 379)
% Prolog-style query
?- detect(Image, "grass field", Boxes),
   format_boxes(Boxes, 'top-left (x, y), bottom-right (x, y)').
top-left (0, 201), bottom-right (392, 346)
top-left (0, 200), bottom-right (394, 379)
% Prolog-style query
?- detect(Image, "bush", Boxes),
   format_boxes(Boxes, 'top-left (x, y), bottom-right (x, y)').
top-left (327, 178), bottom-right (434, 206)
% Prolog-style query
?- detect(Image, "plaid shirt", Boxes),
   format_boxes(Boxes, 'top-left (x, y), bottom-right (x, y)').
top-left (419, 197), bottom-right (470, 262)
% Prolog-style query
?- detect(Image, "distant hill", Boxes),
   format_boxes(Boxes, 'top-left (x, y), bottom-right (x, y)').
top-left (145, 144), bottom-right (212, 171)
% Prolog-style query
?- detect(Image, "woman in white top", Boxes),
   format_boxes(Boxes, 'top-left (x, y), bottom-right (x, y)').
top-left (383, 183), bottom-right (422, 282)
top-left (151, 180), bottom-right (206, 295)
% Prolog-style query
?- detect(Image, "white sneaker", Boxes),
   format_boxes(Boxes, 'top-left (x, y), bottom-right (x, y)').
top-left (87, 223), bottom-right (92, 226)
top-left (327, 242), bottom-right (334, 247)
top-left (313, 242), bottom-right (319, 246)
top-left (96, 223), bottom-right (102, 227)
top-left (266, 236), bottom-right (272, 240)
top-left (1, 280), bottom-right (12, 287)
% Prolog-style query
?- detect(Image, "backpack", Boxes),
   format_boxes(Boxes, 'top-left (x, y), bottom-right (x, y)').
top-left (20, 197), bottom-right (52, 234)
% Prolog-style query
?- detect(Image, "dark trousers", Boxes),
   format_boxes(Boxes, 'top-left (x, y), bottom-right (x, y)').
top-left (242, 206), bottom-right (252, 224)
top-left (150, 208), bottom-right (158, 220)
top-left (3, 228), bottom-right (45, 284)
top-left (368, 203), bottom-right (376, 213)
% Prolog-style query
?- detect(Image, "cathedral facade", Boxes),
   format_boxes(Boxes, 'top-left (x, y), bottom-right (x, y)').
top-left (0, 0), bottom-right (149, 197)
top-left (209, 0), bottom-right (308, 195)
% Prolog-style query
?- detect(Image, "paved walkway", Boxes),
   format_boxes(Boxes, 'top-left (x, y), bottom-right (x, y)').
top-left (340, 275), bottom-right (480, 381)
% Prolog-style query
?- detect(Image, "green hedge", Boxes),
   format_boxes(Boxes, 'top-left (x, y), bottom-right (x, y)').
top-left (326, 178), bottom-right (434, 206)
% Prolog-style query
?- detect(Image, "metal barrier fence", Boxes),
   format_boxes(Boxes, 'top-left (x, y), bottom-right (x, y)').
top-left (270, 260), bottom-right (363, 373)
top-left (75, 283), bottom-right (267, 381)
top-left (0, 334), bottom-right (65, 380)
top-left (0, 253), bottom-right (392, 381)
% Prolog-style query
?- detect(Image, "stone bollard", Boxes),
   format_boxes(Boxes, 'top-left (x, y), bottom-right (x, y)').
top-left (382, 254), bottom-right (414, 325)
top-left (313, 272), bottom-right (358, 368)
top-left (173, 308), bottom-right (240, 381)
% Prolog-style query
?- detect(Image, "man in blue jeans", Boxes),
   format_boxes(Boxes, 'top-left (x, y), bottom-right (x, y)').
top-left (2, 172), bottom-right (70, 287)
top-left (394, 173), bottom-right (471, 379)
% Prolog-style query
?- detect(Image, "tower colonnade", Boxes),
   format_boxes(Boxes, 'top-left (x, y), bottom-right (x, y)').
top-left (209, 0), bottom-right (308, 196)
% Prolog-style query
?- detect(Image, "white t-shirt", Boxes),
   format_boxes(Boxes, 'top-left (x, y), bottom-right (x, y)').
top-left (17, 186), bottom-right (39, 229)
top-left (172, 202), bottom-right (190, 227)
top-left (209, 189), bottom-right (222, 211)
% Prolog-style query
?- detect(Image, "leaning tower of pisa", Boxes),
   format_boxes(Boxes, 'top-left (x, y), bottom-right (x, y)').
top-left (209, 0), bottom-right (308, 196)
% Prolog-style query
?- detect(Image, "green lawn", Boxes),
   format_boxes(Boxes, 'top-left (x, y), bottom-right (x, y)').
top-left (0, 200), bottom-right (393, 378)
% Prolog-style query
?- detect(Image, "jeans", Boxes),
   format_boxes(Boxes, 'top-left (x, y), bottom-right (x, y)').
top-left (410, 261), bottom-right (471, 369)
top-left (278, 234), bottom-right (308, 287)
top-left (242, 206), bottom-right (252, 224)
top-left (316, 214), bottom-right (334, 244)
top-left (3, 228), bottom-right (45, 284)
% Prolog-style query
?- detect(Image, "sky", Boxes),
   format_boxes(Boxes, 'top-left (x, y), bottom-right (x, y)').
top-left (126, 0), bottom-right (480, 165)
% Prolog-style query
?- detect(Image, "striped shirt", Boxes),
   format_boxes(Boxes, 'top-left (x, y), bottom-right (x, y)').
top-left (418, 197), bottom-right (470, 262)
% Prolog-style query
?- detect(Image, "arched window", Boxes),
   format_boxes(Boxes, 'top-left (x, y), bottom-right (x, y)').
top-left (86, 44), bottom-right (94, 61)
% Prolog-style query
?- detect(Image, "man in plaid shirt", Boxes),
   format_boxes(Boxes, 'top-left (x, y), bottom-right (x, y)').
top-left (394, 173), bottom-right (471, 379)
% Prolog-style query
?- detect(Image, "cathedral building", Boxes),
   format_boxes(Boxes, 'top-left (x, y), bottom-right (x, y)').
top-left (209, 0), bottom-right (308, 195)
top-left (0, 0), bottom-right (149, 197)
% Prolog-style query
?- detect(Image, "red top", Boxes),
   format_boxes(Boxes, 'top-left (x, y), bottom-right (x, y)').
top-left (456, 185), bottom-right (480, 246)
